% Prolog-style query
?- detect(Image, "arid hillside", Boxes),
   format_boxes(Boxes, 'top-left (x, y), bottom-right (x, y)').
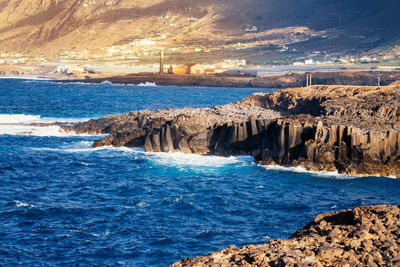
top-left (0, 0), bottom-right (399, 60)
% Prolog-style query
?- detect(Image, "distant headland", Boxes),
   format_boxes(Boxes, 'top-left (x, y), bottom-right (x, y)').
top-left (59, 69), bottom-right (400, 89)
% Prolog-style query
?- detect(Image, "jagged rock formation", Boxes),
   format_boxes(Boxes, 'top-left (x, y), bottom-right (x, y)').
top-left (243, 83), bottom-right (400, 177)
top-left (64, 82), bottom-right (400, 177)
top-left (172, 205), bottom-right (400, 266)
top-left (66, 103), bottom-right (281, 156)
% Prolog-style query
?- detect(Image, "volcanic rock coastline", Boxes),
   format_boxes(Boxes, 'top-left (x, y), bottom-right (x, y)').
top-left (172, 205), bottom-right (400, 266)
top-left (63, 82), bottom-right (400, 177)
top-left (62, 71), bottom-right (400, 89)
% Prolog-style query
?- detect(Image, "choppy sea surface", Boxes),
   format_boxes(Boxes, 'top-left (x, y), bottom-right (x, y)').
top-left (1, 78), bottom-right (399, 266)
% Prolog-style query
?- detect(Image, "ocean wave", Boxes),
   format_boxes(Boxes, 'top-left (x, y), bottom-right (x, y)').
top-left (0, 124), bottom-right (75, 137)
top-left (0, 114), bottom-right (90, 124)
top-left (100, 80), bottom-right (112, 85)
top-left (135, 82), bottom-right (157, 87)
top-left (0, 114), bottom-right (96, 136)
top-left (102, 81), bottom-right (157, 87)
top-left (53, 80), bottom-right (157, 87)
top-left (13, 200), bottom-right (35, 208)
top-left (49, 81), bottom-right (115, 86)
top-left (139, 150), bottom-right (254, 168)
top-left (0, 124), bottom-right (102, 137)
top-left (0, 75), bottom-right (51, 80)
top-left (33, 145), bottom-right (129, 154)
top-left (31, 145), bottom-right (133, 153)
top-left (30, 142), bottom-right (254, 168)
top-left (261, 164), bottom-right (356, 179)
top-left (56, 81), bottom-right (100, 85)
top-left (0, 114), bottom-right (41, 124)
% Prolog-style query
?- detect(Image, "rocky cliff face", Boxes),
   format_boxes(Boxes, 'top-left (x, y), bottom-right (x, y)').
top-left (172, 205), bottom-right (400, 266)
top-left (64, 82), bottom-right (400, 177)
top-left (242, 83), bottom-right (400, 177)
top-left (66, 103), bottom-right (281, 157)
top-left (258, 117), bottom-right (400, 177)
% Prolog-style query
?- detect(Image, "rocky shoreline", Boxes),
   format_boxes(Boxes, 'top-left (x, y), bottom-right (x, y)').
top-left (62, 81), bottom-right (400, 177)
top-left (172, 205), bottom-right (400, 266)
top-left (60, 71), bottom-right (400, 89)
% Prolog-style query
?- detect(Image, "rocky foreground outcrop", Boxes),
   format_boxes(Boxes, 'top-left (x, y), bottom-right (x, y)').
top-left (63, 81), bottom-right (400, 177)
top-left (172, 205), bottom-right (400, 267)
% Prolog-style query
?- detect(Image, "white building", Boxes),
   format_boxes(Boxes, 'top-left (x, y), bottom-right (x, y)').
top-left (305, 59), bottom-right (314, 65)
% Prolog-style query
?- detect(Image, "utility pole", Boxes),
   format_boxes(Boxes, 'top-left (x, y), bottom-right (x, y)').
top-left (306, 73), bottom-right (309, 87)
top-left (306, 73), bottom-right (312, 87)
top-left (159, 48), bottom-right (165, 74)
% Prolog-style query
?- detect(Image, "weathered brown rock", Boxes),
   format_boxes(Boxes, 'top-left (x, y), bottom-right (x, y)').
top-left (172, 205), bottom-right (400, 267)
top-left (242, 82), bottom-right (400, 177)
top-left (63, 103), bottom-right (280, 156)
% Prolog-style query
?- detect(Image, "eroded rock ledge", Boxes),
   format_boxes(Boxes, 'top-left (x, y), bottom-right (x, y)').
top-left (172, 205), bottom-right (400, 267)
top-left (63, 82), bottom-right (400, 177)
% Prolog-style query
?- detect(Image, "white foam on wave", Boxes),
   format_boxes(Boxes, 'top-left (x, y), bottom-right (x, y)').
top-left (48, 81), bottom-right (114, 86)
top-left (100, 80), bottom-right (112, 85)
top-left (13, 200), bottom-right (35, 208)
top-left (43, 79), bottom-right (158, 87)
top-left (35, 145), bottom-right (135, 154)
top-left (0, 124), bottom-right (84, 137)
top-left (0, 114), bottom-right (95, 136)
top-left (31, 144), bottom-right (131, 153)
top-left (0, 75), bottom-right (50, 80)
top-left (63, 146), bottom-right (114, 153)
top-left (0, 114), bottom-right (90, 124)
top-left (135, 82), bottom-right (157, 87)
top-left (101, 80), bottom-right (157, 87)
top-left (262, 164), bottom-right (356, 179)
top-left (139, 150), bottom-right (254, 168)
top-left (32, 142), bottom-right (254, 168)
top-left (0, 114), bottom-right (41, 124)
top-left (57, 81), bottom-right (97, 85)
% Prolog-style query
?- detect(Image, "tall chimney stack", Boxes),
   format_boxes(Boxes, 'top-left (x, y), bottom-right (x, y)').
top-left (159, 48), bottom-right (165, 74)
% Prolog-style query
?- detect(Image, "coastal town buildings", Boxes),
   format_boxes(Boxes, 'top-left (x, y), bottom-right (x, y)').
top-left (191, 64), bottom-right (206, 75)
top-left (172, 65), bottom-right (189, 74)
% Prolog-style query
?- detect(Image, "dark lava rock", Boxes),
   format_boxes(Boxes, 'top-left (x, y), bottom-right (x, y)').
top-left (172, 205), bottom-right (400, 266)
top-left (63, 81), bottom-right (400, 177)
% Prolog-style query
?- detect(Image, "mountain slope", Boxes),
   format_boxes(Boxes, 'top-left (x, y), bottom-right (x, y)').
top-left (0, 0), bottom-right (399, 60)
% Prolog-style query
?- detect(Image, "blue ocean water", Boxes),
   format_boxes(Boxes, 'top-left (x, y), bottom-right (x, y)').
top-left (0, 78), bottom-right (400, 266)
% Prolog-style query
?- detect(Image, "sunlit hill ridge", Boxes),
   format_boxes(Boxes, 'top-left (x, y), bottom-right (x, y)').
top-left (0, 0), bottom-right (400, 65)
